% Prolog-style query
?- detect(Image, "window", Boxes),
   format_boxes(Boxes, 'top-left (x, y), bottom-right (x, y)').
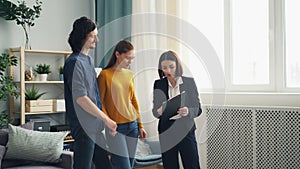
top-left (231, 0), bottom-right (269, 85)
top-left (183, 0), bottom-right (299, 92)
top-left (183, 0), bottom-right (224, 90)
top-left (285, 0), bottom-right (300, 88)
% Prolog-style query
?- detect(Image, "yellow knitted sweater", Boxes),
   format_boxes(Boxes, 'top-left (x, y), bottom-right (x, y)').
top-left (98, 68), bottom-right (143, 128)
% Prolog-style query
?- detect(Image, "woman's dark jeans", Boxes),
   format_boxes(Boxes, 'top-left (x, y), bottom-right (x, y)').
top-left (106, 120), bottom-right (139, 169)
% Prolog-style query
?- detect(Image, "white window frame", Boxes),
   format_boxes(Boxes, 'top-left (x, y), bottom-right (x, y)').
top-left (225, 0), bottom-right (275, 92)
top-left (226, 0), bottom-right (300, 93)
top-left (180, 0), bottom-right (300, 93)
top-left (282, 0), bottom-right (300, 92)
top-left (274, 0), bottom-right (285, 92)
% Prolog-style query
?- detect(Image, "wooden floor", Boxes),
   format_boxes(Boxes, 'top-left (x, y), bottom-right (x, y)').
top-left (134, 164), bottom-right (163, 169)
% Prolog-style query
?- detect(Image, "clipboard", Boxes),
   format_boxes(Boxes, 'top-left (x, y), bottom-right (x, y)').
top-left (161, 91), bottom-right (186, 120)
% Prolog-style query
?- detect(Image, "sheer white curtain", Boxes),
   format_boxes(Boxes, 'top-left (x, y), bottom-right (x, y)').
top-left (130, 2), bottom-right (210, 168)
top-left (131, 0), bottom-right (181, 140)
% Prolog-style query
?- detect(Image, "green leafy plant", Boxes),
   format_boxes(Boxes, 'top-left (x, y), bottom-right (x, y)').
top-left (0, 52), bottom-right (17, 76)
top-left (0, 0), bottom-right (42, 49)
top-left (0, 52), bottom-right (18, 100)
top-left (58, 66), bottom-right (63, 74)
top-left (25, 85), bottom-right (46, 100)
top-left (0, 112), bottom-right (8, 129)
top-left (34, 64), bottom-right (51, 74)
top-left (0, 51), bottom-right (19, 128)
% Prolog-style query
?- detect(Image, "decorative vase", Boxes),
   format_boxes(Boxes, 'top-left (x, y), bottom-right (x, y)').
top-left (23, 25), bottom-right (31, 49)
top-left (25, 67), bottom-right (34, 81)
top-left (38, 74), bottom-right (48, 81)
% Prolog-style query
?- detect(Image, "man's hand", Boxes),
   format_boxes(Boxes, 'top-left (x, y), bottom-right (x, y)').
top-left (103, 117), bottom-right (117, 136)
top-left (76, 96), bottom-right (118, 136)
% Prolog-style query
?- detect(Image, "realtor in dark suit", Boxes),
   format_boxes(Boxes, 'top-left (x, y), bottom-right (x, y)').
top-left (152, 50), bottom-right (202, 169)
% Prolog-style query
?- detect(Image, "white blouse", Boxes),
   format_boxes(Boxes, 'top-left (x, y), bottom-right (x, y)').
top-left (167, 77), bottom-right (183, 99)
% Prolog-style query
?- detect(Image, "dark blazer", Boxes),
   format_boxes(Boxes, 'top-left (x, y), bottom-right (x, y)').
top-left (152, 76), bottom-right (202, 133)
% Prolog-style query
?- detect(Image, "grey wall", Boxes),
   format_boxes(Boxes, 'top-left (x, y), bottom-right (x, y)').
top-left (0, 0), bottom-right (94, 52)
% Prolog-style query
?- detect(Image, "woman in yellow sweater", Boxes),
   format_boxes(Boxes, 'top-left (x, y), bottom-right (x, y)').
top-left (97, 40), bottom-right (147, 169)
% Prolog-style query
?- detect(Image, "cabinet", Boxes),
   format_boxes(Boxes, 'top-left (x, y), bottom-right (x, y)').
top-left (9, 47), bottom-right (71, 125)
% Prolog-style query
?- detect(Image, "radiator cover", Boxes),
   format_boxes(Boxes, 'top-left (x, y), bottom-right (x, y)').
top-left (206, 105), bottom-right (300, 169)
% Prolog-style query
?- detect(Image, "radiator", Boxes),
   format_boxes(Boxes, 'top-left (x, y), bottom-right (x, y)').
top-left (205, 105), bottom-right (300, 169)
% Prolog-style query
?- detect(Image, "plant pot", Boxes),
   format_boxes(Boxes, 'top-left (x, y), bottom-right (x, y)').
top-left (53, 99), bottom-right (65, 112)
top-left (38, 74), bottom-right (48, 81)
top-left (25, 100), bottom-right (53, 112)
top-left (59, 74), bottom-right (64, 81)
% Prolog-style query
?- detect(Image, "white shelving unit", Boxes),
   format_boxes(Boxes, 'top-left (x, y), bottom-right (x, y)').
top-left (9, 47), bottom-right (71, 124)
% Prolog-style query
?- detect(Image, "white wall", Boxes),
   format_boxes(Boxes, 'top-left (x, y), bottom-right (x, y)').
top-left (0, 0), bottom-right (94, 52)
top-left (0, 0), bottom-right (94, 125)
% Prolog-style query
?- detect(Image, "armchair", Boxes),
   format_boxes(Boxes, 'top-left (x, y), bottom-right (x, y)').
top-left (134, 140), bottom-right (162, 168)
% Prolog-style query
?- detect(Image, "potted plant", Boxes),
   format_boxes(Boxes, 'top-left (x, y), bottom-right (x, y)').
top-left (0, 51), bottom-right (18, 128)
top-left (34, 64), bottom-right (51, 81)
top-left (25, 85), bottom-right (52, 112)
top-left (58, 66), bottom-right (64, 81)
top-left (25, 85), bottom-right (46, 100)
top-left (0, 0), bottom-right (42, 49)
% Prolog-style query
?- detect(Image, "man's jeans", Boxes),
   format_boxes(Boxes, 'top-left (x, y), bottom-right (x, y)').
top-left (73, 128), bottom-right (112, 169)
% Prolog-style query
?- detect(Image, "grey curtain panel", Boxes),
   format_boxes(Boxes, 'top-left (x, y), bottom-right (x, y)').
top-left (95, 0), bottom-right (132, 68)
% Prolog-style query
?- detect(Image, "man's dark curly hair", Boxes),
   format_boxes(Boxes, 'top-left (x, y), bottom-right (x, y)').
top-left (68, 16), bottom-right (97, 53)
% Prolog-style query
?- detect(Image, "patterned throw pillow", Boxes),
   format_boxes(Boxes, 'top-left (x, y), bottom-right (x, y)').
top-left (5, 124), bottom-right (67, 163)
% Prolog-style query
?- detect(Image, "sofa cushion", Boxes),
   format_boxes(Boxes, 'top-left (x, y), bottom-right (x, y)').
top-left (2, 159), bottom-right (34, 168)
top-left (3, 166), bottom-right (63, 169)
top-left (20, 121), bottom-right (34, 130)
top-left (0, 145), bottom-right (6, 168)
top-left (5, 124), bottom-right (68, 163)
top-left (0, 129), bottom-right (9, 146)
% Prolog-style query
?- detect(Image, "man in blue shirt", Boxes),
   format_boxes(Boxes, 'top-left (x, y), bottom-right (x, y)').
top-left (64, 16), bottom-right (117, 169)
